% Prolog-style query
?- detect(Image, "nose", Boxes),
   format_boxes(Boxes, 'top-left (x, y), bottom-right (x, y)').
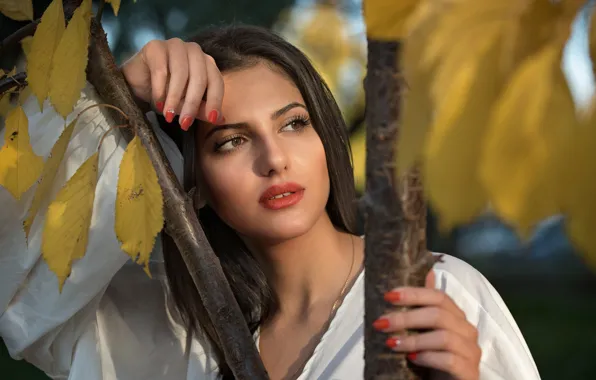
top-left (255, 136), bottom-right (289, 177)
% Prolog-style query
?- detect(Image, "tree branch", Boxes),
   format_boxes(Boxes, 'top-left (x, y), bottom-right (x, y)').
top-left (363, 40), bottom-right (437, 379)
top-left (85, 19), bottom-right (269, 380)
top-left (0, 21), bottom-right (38, 54)
top-left (0, 72), bottom-right (27, 96)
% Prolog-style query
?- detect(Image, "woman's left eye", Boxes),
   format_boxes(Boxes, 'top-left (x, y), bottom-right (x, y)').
top-left (280, 116), bottom-right (311, 132)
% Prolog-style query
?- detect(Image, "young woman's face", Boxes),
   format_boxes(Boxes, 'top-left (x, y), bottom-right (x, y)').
top-left (196, 62), bottom-right (330, 243)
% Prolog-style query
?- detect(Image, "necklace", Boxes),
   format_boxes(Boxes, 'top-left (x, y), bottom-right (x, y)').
top-left (330, 235), bottom-right (356, 316)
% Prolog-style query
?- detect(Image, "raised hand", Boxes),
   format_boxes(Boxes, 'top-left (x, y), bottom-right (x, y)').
top-left (121, 38), bottom-right (225, 130)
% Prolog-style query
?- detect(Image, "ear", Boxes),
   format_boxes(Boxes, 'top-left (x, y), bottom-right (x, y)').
top-left (425, 269), bottom-right (436, 289)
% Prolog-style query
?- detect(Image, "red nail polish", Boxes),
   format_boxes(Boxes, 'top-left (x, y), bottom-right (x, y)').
top-left (156, 102), bottom-right (164, 113)
top-left (165, 109), bottom-right (175, 123)
top-left (208, 110), bottom-right (219, 124)
top-left (180, 116), bottom-right (193, 131)
top-left (384, 290), bottom-right (402, 303)
top-left (385, 337), bottom-right (400, 349)
top-left (407, 352), bottom-right (417, 361)
top-left (373, 318), bottom-right (390, 331)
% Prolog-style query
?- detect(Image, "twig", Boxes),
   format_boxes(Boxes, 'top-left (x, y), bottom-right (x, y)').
top-left (96, 0), bottom-right (105, 22)
top-left (0, 72), bottom-right (27, 96)
top-left (0, 20), bottom-right (39, 55)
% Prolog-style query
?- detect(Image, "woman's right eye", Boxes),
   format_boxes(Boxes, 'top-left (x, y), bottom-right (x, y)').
top-left (214, 135), bottom-right (246, 153)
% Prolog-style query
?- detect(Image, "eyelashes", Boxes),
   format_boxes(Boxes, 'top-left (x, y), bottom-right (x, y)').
top-left (213, 113), bottom-right (312, 154)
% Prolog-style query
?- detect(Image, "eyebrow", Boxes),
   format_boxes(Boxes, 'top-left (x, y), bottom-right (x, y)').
top-left (204, 102), bottom-right (307, 140)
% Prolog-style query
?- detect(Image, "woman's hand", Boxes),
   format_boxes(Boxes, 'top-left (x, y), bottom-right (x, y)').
top-left (373, 271), bottom-right (481, 380)
top-left (121, 38), bottom-right (225, 131)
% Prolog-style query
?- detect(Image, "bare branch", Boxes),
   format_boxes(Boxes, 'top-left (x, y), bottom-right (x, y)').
top-left (0, 21), bottom-right (39, 55)
top-left (0, 72), bottom-right (27, 96)
top-left (96, 0), bottom-right (105, 22)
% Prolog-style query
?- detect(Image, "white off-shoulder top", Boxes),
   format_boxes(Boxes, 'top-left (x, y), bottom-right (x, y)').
top-left (0, 87), bottom-right (541, 380)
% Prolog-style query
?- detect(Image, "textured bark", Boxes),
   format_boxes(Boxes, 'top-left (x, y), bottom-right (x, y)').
top-left (1, 1), bottom-right (269, 378)
top-left (363, 40), bottom-right (436, 379)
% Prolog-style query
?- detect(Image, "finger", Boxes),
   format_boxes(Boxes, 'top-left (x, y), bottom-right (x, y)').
top-left (178, 42), bottom-right (208, 131)
top-left (375, 307), bottom-right (477, 340)
top-left (407, 351), bottom-right (480, 380)
top-left (385, 330), bottom-right (481, 362)
top-left (141, 40), bottom-right (168, 111)
top-left (197, 53), bottom-right (224, 123)
top-left (384, 287), bottom-right (465, 319)
top-left (163, 38), bottom-right (189, 124)
top-left (425, 269), bottom-right (436, 289)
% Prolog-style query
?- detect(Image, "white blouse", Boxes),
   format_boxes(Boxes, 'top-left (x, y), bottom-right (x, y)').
top-left (0, 87), bottom-right (541, 380)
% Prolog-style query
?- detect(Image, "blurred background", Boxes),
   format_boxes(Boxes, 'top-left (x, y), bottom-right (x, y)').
top-left (1, 0), bottom-right (596, 378)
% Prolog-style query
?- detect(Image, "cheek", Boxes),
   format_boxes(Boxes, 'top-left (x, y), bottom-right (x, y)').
top-left (199, 158), bottom-right (252, 215)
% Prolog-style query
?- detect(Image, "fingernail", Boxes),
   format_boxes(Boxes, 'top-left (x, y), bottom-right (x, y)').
top-left (384, 290), bottom-right (402, 303)
top-left (407, 352), bottom-right (418, 361)
top-left (373, 317), bottom-right (390, 331)
top-left (180, 116), bottom-right (193, 131)
top-left (385, 337), bottom-right (401, 349)
top-left (156, 102), bottom-right (164, 113)
top-left (165, 109), bottom-right (176, 123)
top-left (208, 110), bottom-right (219, 124)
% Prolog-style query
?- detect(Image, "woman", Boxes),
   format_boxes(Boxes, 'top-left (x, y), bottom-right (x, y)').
top-left (0, 25), bottom-right (539, 380)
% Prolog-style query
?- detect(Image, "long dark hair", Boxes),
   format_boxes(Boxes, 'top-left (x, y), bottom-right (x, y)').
top-left (162, 24), bottom-right (357, 379)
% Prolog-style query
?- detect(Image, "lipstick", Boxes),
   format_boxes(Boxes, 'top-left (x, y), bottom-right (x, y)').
top-left (259, 182), bottom-right (305, 210)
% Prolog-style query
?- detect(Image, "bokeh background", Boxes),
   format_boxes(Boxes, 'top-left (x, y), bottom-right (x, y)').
top-left (1, 0), bottom-right (596, 378)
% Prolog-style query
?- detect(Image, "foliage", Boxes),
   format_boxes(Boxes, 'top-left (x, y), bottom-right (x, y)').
top-left (363, 0), bottom-right (596, 268)
top-left (0, 0), bottom-right (164, 290)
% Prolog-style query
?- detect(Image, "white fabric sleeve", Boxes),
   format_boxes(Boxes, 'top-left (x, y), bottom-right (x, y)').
top-left (0, 85), bottom-right (190, 379)
top-left (433, 254), bottom-right (541, 380)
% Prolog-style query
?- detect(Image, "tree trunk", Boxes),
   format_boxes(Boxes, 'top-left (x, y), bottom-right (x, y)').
top-left (363, 40), bottom-right (434, 379)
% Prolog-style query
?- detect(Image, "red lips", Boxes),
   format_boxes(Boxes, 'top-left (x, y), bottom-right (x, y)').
top-left (259, 182), bottom-right (305, 210)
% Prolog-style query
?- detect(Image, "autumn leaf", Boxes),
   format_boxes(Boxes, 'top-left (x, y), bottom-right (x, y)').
top-left (560, 101), bottom-right (596, 269)
top-left (42, 152), bottom-right (98, 291)
top-left (106, 0), bottom-right (121, 16)
top-left (115, 136), bottom-right (164, 276)
top-left (0, 106), bottom-right (43, 199)
top-left (0, 94), bottom-right (13, 117)
top-left (0, 0), bottom-right (33, 21)
top-left (397, 0), bottom-right (452, 176)
top-left (28, 0), bottom-right (65, 109)
top-left (480, 42), bottom-right (575, 236)
top-left (21, 36), bottom-right (33, 59)
top-left (363, 0), bottom-right (420, 40)
top-left (23, 118), bottom-right (77, 241)
top-left (48, 0), bottom-right (91, 118)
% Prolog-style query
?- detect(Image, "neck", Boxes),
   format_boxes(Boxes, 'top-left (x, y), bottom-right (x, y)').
top-left (246, 213), bottom-right (361, 319)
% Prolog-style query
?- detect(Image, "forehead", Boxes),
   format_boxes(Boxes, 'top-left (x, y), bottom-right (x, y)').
top-left (220, 62), bottom-right (305, 117)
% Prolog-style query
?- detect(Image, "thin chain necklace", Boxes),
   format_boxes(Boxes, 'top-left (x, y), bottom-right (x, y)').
top-left (330, 235), bottom-right (355, 315)
top-left (283, 235), bottom-right (358, 380)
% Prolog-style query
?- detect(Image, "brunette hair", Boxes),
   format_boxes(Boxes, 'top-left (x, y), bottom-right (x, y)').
top-left (162, 24), bottom-right (357, 379)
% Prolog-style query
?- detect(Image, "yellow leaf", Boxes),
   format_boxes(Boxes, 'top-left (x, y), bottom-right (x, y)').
top-left (0, 94), bottom-right (13, 117)
top-left (0, 0), bottom-right (33, 21)
top-left (28, 0), bottom-right (65, 109)
top-left (24, 118), bottom-right (77, 240)
top-left (115, 136), bottom-right (164, 276)
top-left (48, 0), bottom-right (91, 118)
top-left (21, 36), bottom-right (33, 58)
top-left (18, 86), bottom-right (32, 105)
top-left (363, 0), bottom-right (420, 40)
top-left (350, 125), bottom-right (366, 193)
top-left (42, 152), bottom-right (98, 291)
top-left (0, 106), bottom-right (43, 199)
top-left (397, 1), bottom-right (451, 176)
top-left (560, 101), bottom-right (596, 269)
top-left (106, 0), bottom-right (121, 16)
top-left (480, 42), bottom-right (575, 236)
